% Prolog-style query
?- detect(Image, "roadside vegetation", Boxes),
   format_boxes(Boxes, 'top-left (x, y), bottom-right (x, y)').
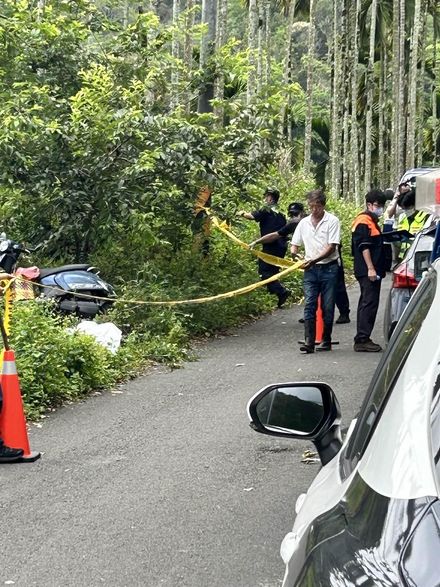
top-left (0, 0), bottom-right (438, 417)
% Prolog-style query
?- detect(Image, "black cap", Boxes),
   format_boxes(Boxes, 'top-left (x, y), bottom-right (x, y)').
top-left (287, 202), bottom-right (304, 215)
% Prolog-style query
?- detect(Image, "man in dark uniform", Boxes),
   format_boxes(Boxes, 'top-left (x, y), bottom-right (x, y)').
top-left (238, 188), bottom-right (290, 307)
top-left (352, 189), bottom-right (387, 352)
top-left (248, 201), bottom-right (306, 246)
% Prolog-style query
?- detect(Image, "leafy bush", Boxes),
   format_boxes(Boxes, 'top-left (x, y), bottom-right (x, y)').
top-left (8, 301), bottom-right (114, 419)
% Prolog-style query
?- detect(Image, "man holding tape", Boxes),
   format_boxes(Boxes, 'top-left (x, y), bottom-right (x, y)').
top-left (238, 188), bottom-right (291, 308)
top-left (291, 189), bottom-right (341, 354)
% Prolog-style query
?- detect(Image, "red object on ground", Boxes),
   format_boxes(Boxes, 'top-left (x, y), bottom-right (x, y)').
top-left (315, 295), bottom-right (323, 344)
top-left (0, 350), bottom-right (40, 462)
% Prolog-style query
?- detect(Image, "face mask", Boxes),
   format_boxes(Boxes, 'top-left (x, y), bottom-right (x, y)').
top-left (373, 207), bottom-right (384, 218)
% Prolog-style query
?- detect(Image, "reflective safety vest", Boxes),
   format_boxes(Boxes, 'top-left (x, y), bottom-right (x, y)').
top-left (397, 210), bottom-right (430, 235)
top-left (397, 210), bottom-right (430, 258)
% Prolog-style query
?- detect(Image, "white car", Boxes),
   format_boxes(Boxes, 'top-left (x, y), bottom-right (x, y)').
top-left (247, 257), bottom-right (440, 586)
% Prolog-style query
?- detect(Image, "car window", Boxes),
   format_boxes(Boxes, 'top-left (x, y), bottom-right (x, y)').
top-left (341, 270), bottom-right (437, 478)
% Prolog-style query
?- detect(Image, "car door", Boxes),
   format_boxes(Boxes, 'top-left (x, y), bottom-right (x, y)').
top-left (283, 268), bottom-right (440, 587)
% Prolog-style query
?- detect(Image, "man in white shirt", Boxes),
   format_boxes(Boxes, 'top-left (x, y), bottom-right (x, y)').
top-left (291, 189), bottom-right (341, 353)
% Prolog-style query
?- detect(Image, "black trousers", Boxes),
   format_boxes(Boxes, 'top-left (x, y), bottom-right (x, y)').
top-left (355, 276), bottom-right (382, 343)
top-left (335, 264), bottom-right (350, 316)
top-left (258, 259), bottom-right (287, 297)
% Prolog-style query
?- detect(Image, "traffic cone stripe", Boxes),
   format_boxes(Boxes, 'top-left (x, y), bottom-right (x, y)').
top-left (2, 361), bottom-right (17, 375)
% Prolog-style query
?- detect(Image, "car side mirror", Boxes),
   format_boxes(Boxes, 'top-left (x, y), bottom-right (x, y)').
top-left (247, 382), bottom-right (342, 466)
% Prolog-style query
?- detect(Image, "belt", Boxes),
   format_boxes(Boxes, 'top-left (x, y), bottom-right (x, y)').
top-left (316, 259), bottom-right (339, 267)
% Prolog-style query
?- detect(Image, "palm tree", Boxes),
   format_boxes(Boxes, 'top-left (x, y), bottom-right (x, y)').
top-left (350, 0), bottom-right (361, 203)
top-left (213, 0), bottom-right (228, 121)
top-left (330, 0), bottom-right (343, 195)
top-left (303, 0), bottom-right (316, 174)
top-left (406, 0), bottom-right (424, 169)
top-left (198, 0), bottom-right (217, 113)
top-left (247, 0), bottom-right (258, 105)
top-left (170, 0), bottom-right (181, 109)
top-left (364, 0), bottom-right (378, 192)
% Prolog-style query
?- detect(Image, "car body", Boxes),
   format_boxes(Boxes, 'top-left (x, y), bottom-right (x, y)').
top-left (383, 224), bottom-right (436, 340)
top-left (247, 258), bottom-right (440, 586)
top-left (398, 167), bottom-right (440, 187)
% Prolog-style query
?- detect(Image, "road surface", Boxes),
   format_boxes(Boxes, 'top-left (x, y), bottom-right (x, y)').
top-left (0, 281), bottom-right (389, 587)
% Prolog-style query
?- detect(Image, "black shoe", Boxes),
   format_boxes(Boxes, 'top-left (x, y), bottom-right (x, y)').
top-left (353, 340), bottom-right (382, 352)
top-left (277, 290), bottom-right (291, 308)
top-left (0, 445), bottom-right (24, 463)
top-left (299, 343), bottom-right (314, 354)
top-left (298, 318), bottom-right (305, 324)
top-left (335, 314), bottom-right (350, 324)
top-left (316, 340), bottom-right (332, 351)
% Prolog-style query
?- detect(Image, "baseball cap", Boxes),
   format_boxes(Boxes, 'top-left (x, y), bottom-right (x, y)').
top-left (287, 202), bottom-right (304, 215)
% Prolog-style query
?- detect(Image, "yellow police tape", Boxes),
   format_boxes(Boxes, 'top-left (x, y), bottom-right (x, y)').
top-left (3, 210), bottom-right (302, 308)
top-left (209, 213), bottom-right (295, 269)
top-left (9, 258), bottom-right (302, 307)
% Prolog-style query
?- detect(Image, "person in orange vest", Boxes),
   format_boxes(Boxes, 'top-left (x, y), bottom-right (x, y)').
top-left (351, 189), bottom-right (387, 353)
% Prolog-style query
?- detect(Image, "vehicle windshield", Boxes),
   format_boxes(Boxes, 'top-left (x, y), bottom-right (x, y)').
top-left (340, 268), bottom-right (437, 478)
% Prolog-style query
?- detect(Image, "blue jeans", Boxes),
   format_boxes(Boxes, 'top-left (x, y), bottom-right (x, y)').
top-left (303, 263), bottom-right (338, 328)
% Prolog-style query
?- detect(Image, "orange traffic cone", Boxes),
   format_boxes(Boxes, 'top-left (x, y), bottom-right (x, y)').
top-left (0, 350), bottom-right (40, 462)
top-left (315, 295), bottom-right (324, 344)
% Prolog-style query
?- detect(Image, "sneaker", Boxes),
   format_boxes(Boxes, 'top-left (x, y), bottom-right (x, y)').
top-left (277, 290), bottom-right (291, 308)
top-left (353, 340), bottom-right (382, 352)
top-left (0, 445), bottom-right (24, 463)
top-left (335, 314), bottom-right (350, 324)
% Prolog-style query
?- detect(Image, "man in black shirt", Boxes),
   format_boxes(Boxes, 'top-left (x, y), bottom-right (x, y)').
top-left (351, 189), bottom-right (387, 352)
top-left (238, 188), bottom-right (290, 307)
top-left (249, 202), bottom-right (305, 246)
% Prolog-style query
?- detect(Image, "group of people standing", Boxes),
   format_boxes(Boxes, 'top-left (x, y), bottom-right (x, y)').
top-left (238, 186), bottom-right (406, 354)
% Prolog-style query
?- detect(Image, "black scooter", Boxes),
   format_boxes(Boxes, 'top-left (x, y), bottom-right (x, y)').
top-left (0, 235), bottom-right (116, 318)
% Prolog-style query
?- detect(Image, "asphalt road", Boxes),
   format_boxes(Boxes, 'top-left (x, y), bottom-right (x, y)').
top-left (0, 280), bottom-right (390, 587)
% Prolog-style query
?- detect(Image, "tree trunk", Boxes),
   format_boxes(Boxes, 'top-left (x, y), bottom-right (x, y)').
top-left (398, 0), bottom-right (406, 175)
top-left (247, 0), bottom-right (259, 105)
top-left (170, 0), bottom-right (181, 110)
top-left (303, 0), bottom-right (316, 174)
top-left (364, 0), bottom-right (377, 193)
top-left (406, 0), bottom-right (422, 169)
top-left (330, 0), bottom-right (343, 196)
top-left (213, 0), bottom-right (227, 122)
top-left (416, 2), bottom-right (428, 167)
top-left (378, 47), bottom-right (387, 186)
top-left (342, 0), bottom-right (351, 198)
top-left (350, 0), bottom-right (361, 204)
top-left (198, 0), bottom-right (217, 113)
top-left (391, 0), bottom-right (400, 185)
top-left (257, 0), bottom-right (264, 94)
top-left (282, 0), bottom-right (297, 140)
top-left (264, 0), bottom-right (271, 88)
top-left (184, 0), bottom-right (195, 115)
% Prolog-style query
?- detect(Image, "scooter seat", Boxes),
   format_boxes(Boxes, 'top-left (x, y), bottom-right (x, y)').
top-left (39, 264), bottom-right (91, 279)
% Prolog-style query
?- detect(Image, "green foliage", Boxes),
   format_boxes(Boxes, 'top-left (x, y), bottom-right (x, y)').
top-left (0, 1), bottom-right (360, 420)
top-left (9, 301), bottom-right (114, 419)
